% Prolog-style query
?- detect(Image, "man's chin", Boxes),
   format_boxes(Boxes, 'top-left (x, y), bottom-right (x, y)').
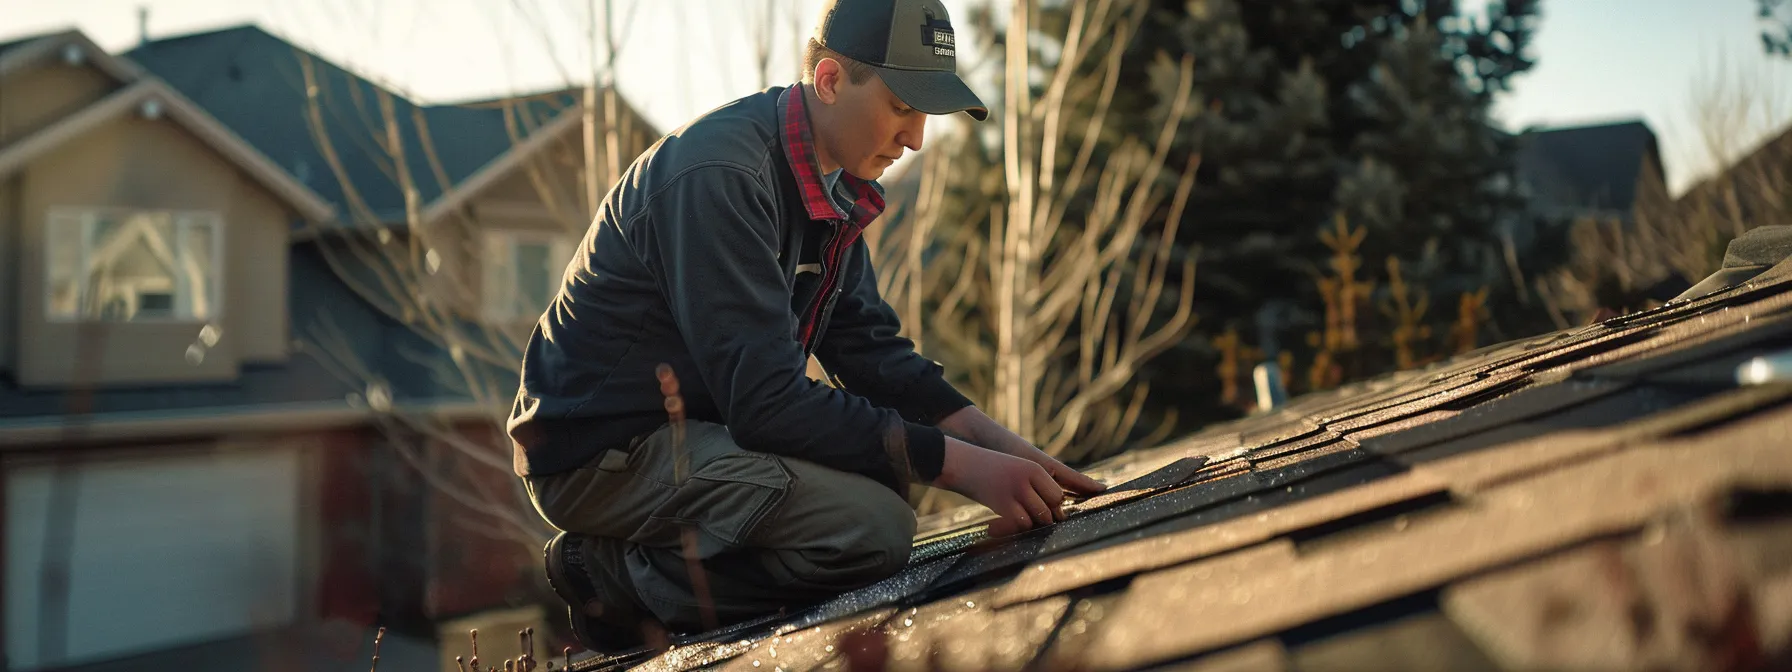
top-left (847, 164), bottom-right (886, 181)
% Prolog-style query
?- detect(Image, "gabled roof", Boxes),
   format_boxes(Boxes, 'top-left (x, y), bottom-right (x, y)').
top-left (418, 103), bottom-right (585, 225)
top-left (124, 25), bottom-right (655, 231)
top-left (0, 23), bottom-right (662, 428)
top-left (0, 28), bottom-right (334, 222)
top-left (0, 31), bottom-right (51, 60)
top-left (0, 77), bottom-right (335, 222)
top-left (1515, 119), bottom-right (1664, 217)
top-left (0, 28), bottom-right (146, 82)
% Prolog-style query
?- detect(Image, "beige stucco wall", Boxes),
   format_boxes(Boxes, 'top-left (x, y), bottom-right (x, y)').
top-left (12, 113), bottom-right (294, 387)
top-left (471, 169), bottom-right (586, 233)
top-left (418, 116), bottom-right (655, 326)
top-left (427, 160), bottom-right (587, 323)
top-left (0, 60), bottom-right (119, 146)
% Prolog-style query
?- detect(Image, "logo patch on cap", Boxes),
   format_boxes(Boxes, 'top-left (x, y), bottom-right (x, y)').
top-left (922, 12), bottom-right (956, 58)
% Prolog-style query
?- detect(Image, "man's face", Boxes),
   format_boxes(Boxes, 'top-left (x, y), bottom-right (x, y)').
top-left (814, 62), bottom-right (927, 180)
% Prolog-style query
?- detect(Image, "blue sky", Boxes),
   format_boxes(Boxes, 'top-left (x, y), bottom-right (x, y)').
top-left (4, 0), bottom-right (1788, 193)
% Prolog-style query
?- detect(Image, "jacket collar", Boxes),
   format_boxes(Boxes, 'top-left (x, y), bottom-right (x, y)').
top-left (779, 85), bottom-right (886, 225)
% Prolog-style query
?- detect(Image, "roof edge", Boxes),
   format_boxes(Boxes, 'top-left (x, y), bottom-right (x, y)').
top-left (418, 108), bottom-right (586, 224)
top-left (0, 78), bottom-right (337, 222)
top-left (1519, 116), bottom-right (1654, 136)
top-left (0, 398), bottom-right (489, 447)
top-left (0, 29), bottom-right (147, 84)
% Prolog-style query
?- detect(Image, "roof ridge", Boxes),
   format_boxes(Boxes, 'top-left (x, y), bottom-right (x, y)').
top-left (134, 22), bottom-right (260, 47)
top-left (133, 23), bottom-right (425, 108)
top-left (1525, 117), bottom-right (1652, 135)
top-left (175, 27), bottom-right (262, 112)
top-left (0, 27), bottom-right (78, 50)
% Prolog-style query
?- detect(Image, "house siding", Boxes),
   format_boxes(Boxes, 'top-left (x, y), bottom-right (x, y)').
top-left (0, 61), bottom-right (119, 147)
top-left (423, 421), bottom-right (537, 618)
top-left (434, 163), bottom-right (587, 322)
top-left (0, 174), bottom-right (18, 374)
top-left (14, 113), bottom-right (292, 387)
top-left (313, 422), bottom-right (530, 626)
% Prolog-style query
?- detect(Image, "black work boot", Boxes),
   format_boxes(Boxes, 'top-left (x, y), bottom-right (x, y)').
top-left (543, 532), bottom-right (659, 654)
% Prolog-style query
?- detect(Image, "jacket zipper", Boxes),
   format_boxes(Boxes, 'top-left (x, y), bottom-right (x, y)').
top-left (799, 222), bottom-right (854, 353)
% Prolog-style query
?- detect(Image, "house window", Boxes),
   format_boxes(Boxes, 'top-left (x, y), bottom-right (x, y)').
top-left (44, 209), bottom-right (223, 322)
top-left (482, 230), bottom-right (575, 322)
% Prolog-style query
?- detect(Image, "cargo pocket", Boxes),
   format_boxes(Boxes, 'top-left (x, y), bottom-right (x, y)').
top-left (633, 450), bottom-right (792, 560)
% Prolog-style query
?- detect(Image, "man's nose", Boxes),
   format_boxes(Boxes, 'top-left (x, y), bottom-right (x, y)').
top-left (898, 117), bottom-right (926, 152)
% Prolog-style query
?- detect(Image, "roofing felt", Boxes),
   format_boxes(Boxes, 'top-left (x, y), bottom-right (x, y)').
top-left (555, 229), bottom-right (1792, 672)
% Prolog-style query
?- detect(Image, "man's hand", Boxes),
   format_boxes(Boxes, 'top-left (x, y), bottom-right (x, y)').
top-left (935, 437), bottom-right (1064, 536)
top-left (937, 407), bottom-right (1107, 497)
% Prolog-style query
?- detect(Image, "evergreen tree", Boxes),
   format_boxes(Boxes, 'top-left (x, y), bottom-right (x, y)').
top-left (1122, 0), bottom-right (1544, 426)
top-left (1765, 0), bottom-right (1792, 57)
top-left (901, 0), bottom-right (1545, 454)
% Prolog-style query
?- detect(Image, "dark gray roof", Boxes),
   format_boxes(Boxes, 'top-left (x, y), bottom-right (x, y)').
top-left (123, 24), bottom-right (581, 226)
top-left (1515, 119), bottom-right (1663, 217)
top-left (556, 233), bottom-right (1792, 672)
top-left (0, 30), bottom-right (60, 59)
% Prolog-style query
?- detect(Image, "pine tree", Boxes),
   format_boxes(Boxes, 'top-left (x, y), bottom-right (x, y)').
top-left (1122, 0), bottom-right (1543, 426)
top-left (1764, 0), bottom-right (1792, 57)
top-left (894, 0), bottom-right (1544, 455)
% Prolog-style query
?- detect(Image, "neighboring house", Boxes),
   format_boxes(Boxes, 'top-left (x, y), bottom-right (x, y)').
top-left (1513, 118), bottom-right (1666, 225)
top-left (1504, 118), bottom-right (1667, 274)
top-left (0, 24), bottom-right (657, 672)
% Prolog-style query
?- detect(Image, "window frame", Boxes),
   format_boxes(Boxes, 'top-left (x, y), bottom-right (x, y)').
top-left (43, 206), bottom-right (226, 324)
top-left (480, 228), bottom-right (576, 323)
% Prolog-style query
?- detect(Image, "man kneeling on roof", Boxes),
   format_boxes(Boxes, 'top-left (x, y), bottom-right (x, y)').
top-left (505, 0), bottom-right (1107, 653)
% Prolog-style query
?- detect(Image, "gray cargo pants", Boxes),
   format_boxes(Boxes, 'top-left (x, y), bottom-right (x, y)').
top-left (525, 420), bottom-right (917, 632)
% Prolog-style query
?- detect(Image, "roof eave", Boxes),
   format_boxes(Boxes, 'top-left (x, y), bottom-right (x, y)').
top-left (0, 29), bottom-right (148, 83)
top-left (0, 398), bottom-right (489, 448)
top-left (417, 109), bottom-right (586, 225)
top-left (0, 78), bottom-right (337, 224)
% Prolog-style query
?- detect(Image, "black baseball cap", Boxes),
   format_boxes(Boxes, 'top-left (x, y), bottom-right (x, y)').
top-left (813, 0), bottom-right (989, 121)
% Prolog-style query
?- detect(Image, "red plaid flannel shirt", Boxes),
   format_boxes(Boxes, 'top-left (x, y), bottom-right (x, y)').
top-left (779, 85), bottom-right (888, 350)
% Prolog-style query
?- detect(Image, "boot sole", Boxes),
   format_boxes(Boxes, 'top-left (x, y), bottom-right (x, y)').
top-left (543, 532), bottom-right (604, 652)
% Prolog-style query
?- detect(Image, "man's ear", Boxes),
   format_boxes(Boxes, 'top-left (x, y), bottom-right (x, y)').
top-left (813, 57), bottom-right (842, 105)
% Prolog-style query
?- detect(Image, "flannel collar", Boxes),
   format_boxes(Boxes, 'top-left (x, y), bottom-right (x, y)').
top-left (779, 85), bottom-right (887, 226)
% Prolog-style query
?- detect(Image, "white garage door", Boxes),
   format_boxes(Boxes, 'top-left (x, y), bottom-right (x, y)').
top-left (6, 446), bottom-right (301, 671)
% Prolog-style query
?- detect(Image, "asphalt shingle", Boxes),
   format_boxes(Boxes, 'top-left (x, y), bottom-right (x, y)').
top-left (564, 230), bottom-right (1792, 672)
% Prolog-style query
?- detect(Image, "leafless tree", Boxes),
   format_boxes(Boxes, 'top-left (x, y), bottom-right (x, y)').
top-left (868, 0), bottom-right (1202, 467)
top-left (289, 0), bottom-right (657, 559)
top-left (1536, 52), bottom-right (1792, 325)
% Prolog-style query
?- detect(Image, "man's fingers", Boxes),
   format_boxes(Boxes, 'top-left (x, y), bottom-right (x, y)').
top-left (1005, 505), bottom-right (1036, 535)
top-left (1049, 462), bottom-right (1107, 496)
top-left (986, 514), bottom-right (1021, 538)
top-left (1025, 469), bottom-right (1064, 522)
top-left (1021, 488), bottom-right (1055, 527)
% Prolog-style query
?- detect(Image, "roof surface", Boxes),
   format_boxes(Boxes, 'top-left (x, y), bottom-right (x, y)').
top-left (562, 234), bottom-right (1792, 671)
top-left (1516, 120), bottom-right (1663, 217)
top-left (0, 30), bottom-right (58, 59)
top-left (123, 25), bottom-right (585, 225)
